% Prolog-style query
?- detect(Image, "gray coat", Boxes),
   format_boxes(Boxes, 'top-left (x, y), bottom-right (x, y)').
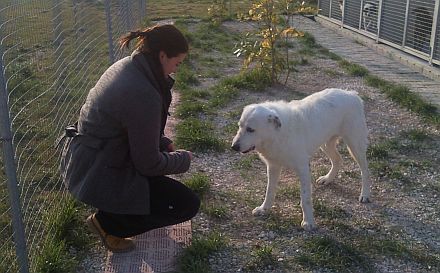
top-left (60, 50), bottom-right (191, 215)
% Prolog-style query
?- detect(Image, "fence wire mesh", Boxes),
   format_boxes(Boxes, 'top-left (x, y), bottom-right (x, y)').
top-left (0, 1), bottom-right (146, 272)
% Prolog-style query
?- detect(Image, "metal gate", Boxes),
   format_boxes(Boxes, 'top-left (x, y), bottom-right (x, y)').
top-left (318, 0), bottom-right (440, 66)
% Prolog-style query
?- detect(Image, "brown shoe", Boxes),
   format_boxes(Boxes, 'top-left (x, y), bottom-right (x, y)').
top-left (86, 213), bottom-right (135, 253)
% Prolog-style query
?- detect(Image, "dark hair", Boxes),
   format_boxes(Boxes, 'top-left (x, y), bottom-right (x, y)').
top-left (119, 24), bottom-right (189, 58)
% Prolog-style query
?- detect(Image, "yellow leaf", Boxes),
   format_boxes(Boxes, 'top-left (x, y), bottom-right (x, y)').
top-left (262, 39), bottom-right (271, 48)
top-left (281, 27), bottom-right (304, 37)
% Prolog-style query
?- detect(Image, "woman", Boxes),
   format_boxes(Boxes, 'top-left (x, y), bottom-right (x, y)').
top-left (59, 24), bottom-right (200, 252)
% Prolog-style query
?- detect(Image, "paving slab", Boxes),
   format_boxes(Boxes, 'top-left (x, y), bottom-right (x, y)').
top-left (291, 16), bottom-right (440, 110)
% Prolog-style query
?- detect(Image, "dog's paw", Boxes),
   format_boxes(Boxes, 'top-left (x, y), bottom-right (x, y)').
top-left (359, 195), bottom-right (371, 203)
top-left (301, 220), bottom-right (317, 231)
top-left (316, 175), bottom-right (333, 185)
top-left (252, 206), bottom-right (269, 216)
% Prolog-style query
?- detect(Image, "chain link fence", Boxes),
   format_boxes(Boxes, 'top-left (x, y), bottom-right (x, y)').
top-left (0, 1), bottom-right (147, 272)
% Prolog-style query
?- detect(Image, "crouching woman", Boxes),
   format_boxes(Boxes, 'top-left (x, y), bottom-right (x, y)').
top-left (59, 24), bottom-right (200, 253)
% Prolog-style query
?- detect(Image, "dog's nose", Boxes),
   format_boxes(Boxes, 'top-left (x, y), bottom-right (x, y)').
top-left (231, 143), bottom-right (240, 151)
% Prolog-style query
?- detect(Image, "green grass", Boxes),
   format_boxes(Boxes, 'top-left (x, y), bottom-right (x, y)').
top-left (34, 197), bottom-right (90, 273)
top-left (234, 154), bottom-right (260, 170)
top-left (176, 100), bottom-right (210, 118)
top-left (174, 62), bottom-right (200, 89)
top-left (148, 0), bottom-right (251, 20)
top-left (296, 236), bottom-right (374, 273)
top-left (221, 68), bottom-right (272, 92)
top-left (400, 128), bottom-right (431, 142)
top-left (335, 62), bottom-right (440, 125)
top-left (265, 211), bottom-right (302, 233)
top-left (183, 173), bottom-right (211, 197)
top-left (209, 84), bottom-right (240, 107)
top-left (202, 204), bottom-right (228, 219)
top-left (367, 142), bottom-right (391, 160)
top-left (177, 231), bottom-right (228, 273)
top-left (313, 200), bottom-right (350, 221)
top-left (175, 118), bottom-right (226, 152)
top-left (35, 239), bottom-right (77, 273)
top-left (244, 244), bottom-right (278, 271)
top-left (277, 184), bottom-right (300, 200)
top-left (339, 60), bottom-right (369, 77)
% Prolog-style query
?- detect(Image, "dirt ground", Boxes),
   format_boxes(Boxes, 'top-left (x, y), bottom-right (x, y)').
top-left (171, 21), bottom-right (440, 273)
top-left (81, 19), bottom-right (440, 273)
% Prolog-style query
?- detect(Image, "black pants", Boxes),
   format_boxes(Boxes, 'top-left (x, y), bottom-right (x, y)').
top-left (95, 176), bottom-right (200, 238)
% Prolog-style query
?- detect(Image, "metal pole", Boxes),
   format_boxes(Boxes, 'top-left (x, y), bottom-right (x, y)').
top-left (329, 0), bottom-right (333, 19)
top-left (104, 0), bottom-right (115, 64)
top-left (429, 0), bottom-right (440, 64)
top-left (376, 0), bottom-right (383, 42)
top-left (359, 0), bottom-right (364, 30)
top-left (402, 0), bottom-right (411, 47)
top-left (339, 0), bottom-right (344, 28)
top-left (0, 43), bottom-right (30, 273)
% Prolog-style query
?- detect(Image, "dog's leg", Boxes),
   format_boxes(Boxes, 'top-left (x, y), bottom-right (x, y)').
top-left (252, 163), bottom-right (281, 216)
top-left (297, 164), bottom-right (317, 231)
top-left (317, 136), bottom-right (342, 185)
top-left (345, 138), bottom-right (371, 203)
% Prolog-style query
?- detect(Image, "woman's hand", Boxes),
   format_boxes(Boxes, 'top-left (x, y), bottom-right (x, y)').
top-left (167, 143), bottom-right (176, 152)
top-left (168, 143), bottom-right (192, 160)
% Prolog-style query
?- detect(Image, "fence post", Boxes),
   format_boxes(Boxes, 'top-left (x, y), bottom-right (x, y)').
top-left (0, 44), bottom-right (30, 273)
top-left (402, 0), bottom-right (411, 47)
top-left (140, 0), bottom-right (147, 23)
top-left (341, 0), bottom-right (345, 28)
top-left (429, 0), bottom-right (440, 64)
top-left (376, 0), bottom-right (383, 42)
top-left (105, 0), bottom-right (115, 64)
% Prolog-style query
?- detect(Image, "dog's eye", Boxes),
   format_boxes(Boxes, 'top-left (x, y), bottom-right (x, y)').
top-left (246, 127), bottom-right (255, 133)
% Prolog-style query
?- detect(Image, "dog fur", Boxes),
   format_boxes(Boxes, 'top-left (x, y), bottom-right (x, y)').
top-left (231, 88), bottom-right (371, 231)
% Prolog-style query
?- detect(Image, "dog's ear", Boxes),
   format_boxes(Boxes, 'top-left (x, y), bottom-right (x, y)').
top-left (268, 114), bottom-right (281, 129)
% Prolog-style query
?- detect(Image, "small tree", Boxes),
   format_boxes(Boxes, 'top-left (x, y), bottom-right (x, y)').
top-left (234, 0), bottom-right (317, 84)
top-left (208, 0), bottom-right (232, 26)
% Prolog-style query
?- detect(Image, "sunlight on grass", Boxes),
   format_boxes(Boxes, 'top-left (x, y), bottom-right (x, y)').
top-left (177, 231), bottom-right (228, 273)
top-left (183, 173), bottom-right (211, 197)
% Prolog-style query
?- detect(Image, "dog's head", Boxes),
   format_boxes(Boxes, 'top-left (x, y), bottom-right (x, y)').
top-left (231, 104), bottom-right (282, 153)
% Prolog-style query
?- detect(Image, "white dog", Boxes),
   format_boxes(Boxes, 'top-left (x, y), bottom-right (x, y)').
top-left (231, 88), bottom-right (371, 231)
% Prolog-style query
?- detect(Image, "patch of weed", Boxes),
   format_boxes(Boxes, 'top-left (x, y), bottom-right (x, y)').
top-left (221, 68), bottom-right (272, 92)
top-left (265, 211), bottom-right (301, 233)
top-left (202, 204), bottom-right (228, 219)
top-left (364, 75), bottom-right (440, 125)
top-left (244, 244), bottom-right (278, 271)
top-left (183, 173), bottom-right (211, 197)
top-left (296, 235), bottom-right (373, 273)
top-left (278, 184), bottom-right (300, 200)
top-left (313, 200), bottom-right (350, 221)
top-left (209, 84), bottom-right (240, 108)
top-left (176, 101), bottom-right (209, 118)
top-left (234, 154), bottom-right (260, 171)
top-left (338, 60), bottom-right (369, 77)
top-left (400, 129), bottom-right (431, 142)
top-left (177, 231), bottom-right (228, 273)
top-left (175, 118), bottom-right (226, 152)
